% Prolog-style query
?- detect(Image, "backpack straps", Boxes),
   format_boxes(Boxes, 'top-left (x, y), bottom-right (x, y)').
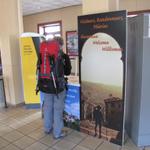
top-left (36, 42), bottom-right (69, 95)
top-left (35, 53), bottom-right (59, 97)
top-left (62, 53), bottom-right (72, 76)
top-left (61, 52), bottom-right (72, 91)
top-left (48, 55), bottom-right (58, 97)
top-left (35, 53), bottom-right (42, 95)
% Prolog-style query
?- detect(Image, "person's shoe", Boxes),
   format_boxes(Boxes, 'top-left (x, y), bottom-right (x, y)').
top-left (45, 131), bottom-right (51, 134)
top-left (54, 131), bottom-right (67, 139)
top-left (44, 129), bottom-right (52, 135)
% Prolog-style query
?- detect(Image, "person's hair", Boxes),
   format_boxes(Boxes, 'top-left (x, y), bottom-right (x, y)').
top-left (53, 36), bottom-right (64, 46)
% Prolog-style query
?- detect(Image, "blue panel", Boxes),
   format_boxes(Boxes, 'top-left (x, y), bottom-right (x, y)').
top-left (65, 84), bottom-right (80, 119)
top-left (25, 104), bottom-right (40, 109)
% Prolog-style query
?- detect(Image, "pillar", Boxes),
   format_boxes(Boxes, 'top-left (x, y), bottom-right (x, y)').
top-left (82, 0), bottom-right (119, 15)
top-left (0, 0), bottom-right (24, 105)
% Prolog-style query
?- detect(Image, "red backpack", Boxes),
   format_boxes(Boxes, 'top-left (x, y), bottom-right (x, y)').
top-left (36, 40), bottom-right (65, 95)
top-left (40, 40), bottom-right (59, 79)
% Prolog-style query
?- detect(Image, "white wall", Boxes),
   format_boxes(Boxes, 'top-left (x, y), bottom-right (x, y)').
top-left (119, 0), bottom-right (150, 11)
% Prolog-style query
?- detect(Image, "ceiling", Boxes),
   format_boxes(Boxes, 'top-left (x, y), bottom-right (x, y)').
top-left (22, 0), bottom-right (82, 16)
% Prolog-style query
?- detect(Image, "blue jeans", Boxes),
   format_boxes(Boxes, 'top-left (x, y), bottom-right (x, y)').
top-left (41, 90), bottom-right (66, 137)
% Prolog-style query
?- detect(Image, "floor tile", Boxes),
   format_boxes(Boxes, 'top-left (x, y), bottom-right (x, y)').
top-left (63, 127), bottom-right (73, 134)
top-left (120, 147), bottom-right (131, 150)
top-left (96, 141), bottom-right (120, 150)
top-left (121, 146), bottom-right (141, 150)
top-left (17, 124), bottom-right (37, 135)
top-left (1, 118), bottom-right (19, 126)
top-left (27, 128), bottom-right (46, 140)
top-left (12, 113), bottom-right (29, 121)
top-left (3, 130), bottom-right (24, 142)
top-left (9, 121), bottom-right (27, 129)
top-left (64, 130), bottom-right (87, 144)
top-left (79, 136), bottom-right (103, 150)
top-left (39, 134), bottom-right (60, 146)
top-left (124, 139), bottom-right (141, 150)
top-left (21, 112), bottom-right (41, 124)
top-left (27, 119), bottom-right (43, 128)
top-left (3, 109), bottom-right (20, 118)
top-left (26, 109), bottom-right (40, 114)
top-left (13, 136), bottom-right (35, 149)
top-left (0, 137), bottom-right (9, 149)
top-left (0, 125), bottom-right (13, 136)
top-left (53, 139), bottom-right (77, 150)
top-left (0, 113), bottom-right (8, 121)
top-left (1, 144), bottom-right (20, 150)
top-left (24, 142), bottom-right (48, 150)
top-left (0, 106), bottom-right (146, 150)
top-left (73, 145), bottom-right (91, 150)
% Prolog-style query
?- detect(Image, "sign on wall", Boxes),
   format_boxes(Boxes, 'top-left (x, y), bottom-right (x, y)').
top-left (78, 10), bottom-right (126, 145)
top-left (66, 31), bottom-right (78, 56)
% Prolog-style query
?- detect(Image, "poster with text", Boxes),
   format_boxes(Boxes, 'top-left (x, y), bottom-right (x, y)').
top-left (20, 33), bottom-right (42, 107)
top-left (78, 10), bottom-right (126, 145)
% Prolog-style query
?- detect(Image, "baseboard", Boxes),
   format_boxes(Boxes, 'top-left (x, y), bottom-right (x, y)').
top-left (25, 103), bottom-right (40, 109)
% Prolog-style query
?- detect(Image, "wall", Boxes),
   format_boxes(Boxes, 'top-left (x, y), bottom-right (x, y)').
top-left (82, 0), bottom-right (150, 15)
top-left (23, 5), bottom-right (82, 75)
top-left (82, 0), bottom-right (109, 14)
top-left (23, 0), bottom-right (150, 101)
top-left (23, 0), bottom-right (150, 33)
top-left (119, 0), bottom-right (150, 12)
top-left (23, 5), bottom-right (82, 52)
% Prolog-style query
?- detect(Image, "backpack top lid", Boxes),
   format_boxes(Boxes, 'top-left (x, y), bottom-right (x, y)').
top-left (39, 40), bottom-right (60, 79)
top-left (40, 40), bottom-right (60, 59)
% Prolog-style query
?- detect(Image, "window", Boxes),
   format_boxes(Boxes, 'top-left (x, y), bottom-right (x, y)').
top-left (38, 21), bottom-right (62, 40)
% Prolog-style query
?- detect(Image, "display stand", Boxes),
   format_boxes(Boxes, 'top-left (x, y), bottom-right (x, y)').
top-left (125, 14), bottom-right (150, 147)
top-left (0, 76), bottom-right (7, 108)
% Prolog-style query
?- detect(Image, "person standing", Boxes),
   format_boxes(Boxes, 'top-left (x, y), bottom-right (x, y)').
top-left (93, 105), bottom-right (104, 138)
top-left (37, 37), bottom-right (71, 139)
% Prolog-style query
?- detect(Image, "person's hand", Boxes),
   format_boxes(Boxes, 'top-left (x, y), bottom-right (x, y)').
top-left (35, 86), bottom-right (39, 95)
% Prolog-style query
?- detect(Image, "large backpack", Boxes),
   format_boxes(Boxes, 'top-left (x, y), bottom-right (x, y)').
top-left (36, 40), bottom-right (71, 94)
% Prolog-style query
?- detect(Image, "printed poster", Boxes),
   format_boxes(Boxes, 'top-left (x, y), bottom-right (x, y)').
top-left (20, 33), bottom-right (42, 106)
top-left (78, 10), bottom-right (126, 145)
top-left (64, 83), bottom-right (80, 130)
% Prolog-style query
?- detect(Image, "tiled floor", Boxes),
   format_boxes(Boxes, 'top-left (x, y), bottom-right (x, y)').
top-left (0, 106), bottom-right (148, 150)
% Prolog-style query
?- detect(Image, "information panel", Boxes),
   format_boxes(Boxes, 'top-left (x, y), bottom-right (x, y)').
top-left (78, 10), bottom-right (126, 145)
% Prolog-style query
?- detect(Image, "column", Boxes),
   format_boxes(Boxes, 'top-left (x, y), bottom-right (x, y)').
top-left (82, 0), bottom-right (109, 15)
top-left (0, 0), bottom-right (24, 105)
top-left (82, 0), bottom-right (119, 15)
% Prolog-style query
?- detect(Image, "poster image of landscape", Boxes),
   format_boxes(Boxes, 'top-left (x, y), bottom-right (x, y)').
top-left (78, 10), bottom-right (126, 145)
top-left (64, 84), bottom-right (80, 130)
